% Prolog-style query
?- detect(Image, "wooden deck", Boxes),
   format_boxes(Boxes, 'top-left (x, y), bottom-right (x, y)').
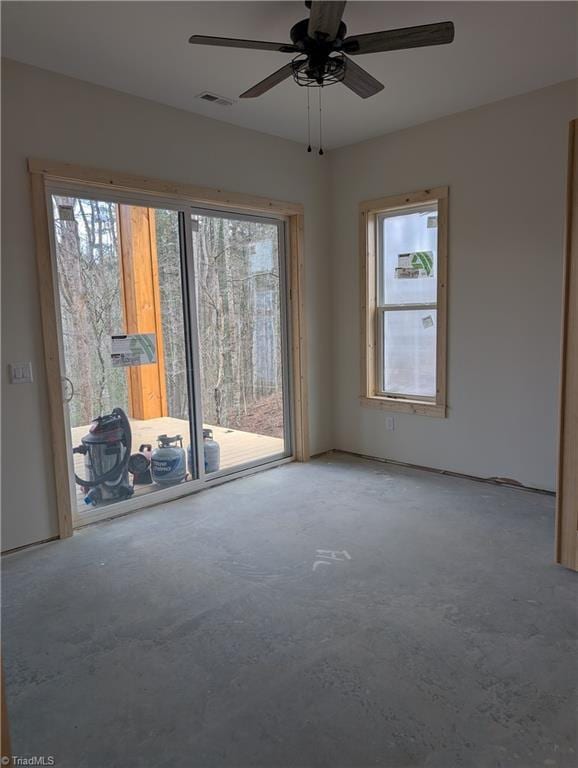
top-left (71, 416), bottom-right (284, 509)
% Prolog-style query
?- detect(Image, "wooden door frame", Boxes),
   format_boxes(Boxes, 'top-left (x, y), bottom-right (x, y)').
top-left (29, 158), bottom-right (309, 540)
top-left (555, 120), bottom-right (578, 570)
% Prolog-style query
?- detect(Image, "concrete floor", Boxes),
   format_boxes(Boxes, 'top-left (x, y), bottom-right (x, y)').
top-left (2, 453), bottom-right (576, 768)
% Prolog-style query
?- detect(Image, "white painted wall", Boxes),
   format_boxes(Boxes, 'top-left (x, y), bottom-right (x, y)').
top-left (1, 59), bottom-right (332, 551)
top-left (329, 80), bottom-right (577, 491)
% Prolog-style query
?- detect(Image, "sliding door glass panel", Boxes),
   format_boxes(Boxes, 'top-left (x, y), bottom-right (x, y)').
top-left (51, 195), bottom-right (197, 518)
top-left (191, 212), bottom-right (288, 473)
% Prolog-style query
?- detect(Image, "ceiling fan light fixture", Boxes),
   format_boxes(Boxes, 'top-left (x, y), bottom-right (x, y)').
top-left (291, 52), bottom-right (345, 88)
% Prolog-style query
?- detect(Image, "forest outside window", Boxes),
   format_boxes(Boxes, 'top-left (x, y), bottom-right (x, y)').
top-left (360, 187), bottom-right (448, 417)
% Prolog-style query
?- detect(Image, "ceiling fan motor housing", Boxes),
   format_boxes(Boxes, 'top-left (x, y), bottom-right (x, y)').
top-left (290, 18), bottom-right (347, 84)
top-left (290, 17), bottom-right (347, 47)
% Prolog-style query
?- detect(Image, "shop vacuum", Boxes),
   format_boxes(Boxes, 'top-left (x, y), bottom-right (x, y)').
top-left (73, 407), bottom-right (134, 506)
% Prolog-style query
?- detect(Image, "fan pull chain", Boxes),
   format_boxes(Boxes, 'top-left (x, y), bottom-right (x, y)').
top-left (307, 87), bottom-right (312, 152)
top-left (318, 87), bottom-right (324, 156)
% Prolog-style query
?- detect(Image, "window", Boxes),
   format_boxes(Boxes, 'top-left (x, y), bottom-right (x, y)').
top-left (360, 187), bottom-right (448, 417)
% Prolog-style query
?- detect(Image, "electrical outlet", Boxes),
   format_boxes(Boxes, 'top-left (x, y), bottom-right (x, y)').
top-left (9, 362), bottom-right (33, 384)
top-left (386, 415), bottom-right (395, 432)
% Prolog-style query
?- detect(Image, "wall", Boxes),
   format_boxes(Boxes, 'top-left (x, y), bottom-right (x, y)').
top-left (329, 79), bottom-right (577, 491)
top-left (1, 59), bottom-right (332, 551)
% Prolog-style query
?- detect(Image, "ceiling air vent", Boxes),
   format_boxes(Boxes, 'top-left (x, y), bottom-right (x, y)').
top-left (197, 91), bottom-right (234, 107)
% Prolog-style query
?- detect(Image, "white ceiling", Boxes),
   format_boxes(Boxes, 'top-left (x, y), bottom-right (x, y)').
top-left (3, 1), bottom-right (577, 149)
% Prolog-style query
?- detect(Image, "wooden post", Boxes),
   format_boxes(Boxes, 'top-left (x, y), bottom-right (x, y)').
top-left (556, 120), bottom-right (578, 570)
top-left (118, 206), bottom-right (167, 420)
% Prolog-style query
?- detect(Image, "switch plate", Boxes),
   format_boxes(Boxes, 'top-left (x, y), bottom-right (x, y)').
top-left (9, 362), bottom-right (33, 384)
top-left (386, 415), bottom-right (395, 432)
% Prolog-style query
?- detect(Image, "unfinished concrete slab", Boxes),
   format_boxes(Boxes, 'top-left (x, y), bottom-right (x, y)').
top-left (2, 453), bottom-right (576, 767)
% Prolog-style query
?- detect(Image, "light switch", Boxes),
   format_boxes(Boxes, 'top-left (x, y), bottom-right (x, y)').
top-left (9, 362), bottom-right (33, 384)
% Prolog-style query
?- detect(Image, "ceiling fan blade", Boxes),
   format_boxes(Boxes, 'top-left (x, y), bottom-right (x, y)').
top-left (189, 35), bottom-right (297, 53)
top-left (343, 21), bottom-right (454, 55)
top-left (341, 56), bottom-right (384, 98)
top-left (308, 1), bottom-right (347, 41)
top-left (239, 62), bottom-right (296, 98)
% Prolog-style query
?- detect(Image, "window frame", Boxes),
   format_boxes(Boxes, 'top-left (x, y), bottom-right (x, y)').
top-left (360, 187), bottom-right (448, 417)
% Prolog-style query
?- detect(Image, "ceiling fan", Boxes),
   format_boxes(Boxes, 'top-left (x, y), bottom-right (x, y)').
top-left (189, 1), bottom-right (455, 100)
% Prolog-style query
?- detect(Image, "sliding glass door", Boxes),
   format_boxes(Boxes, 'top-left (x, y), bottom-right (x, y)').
top-left (191, 210), bottom-right (291, 474)
top-left (50, 193), bottom-right (200, 523)
top-left (48, 190), bottom-right (292, 525)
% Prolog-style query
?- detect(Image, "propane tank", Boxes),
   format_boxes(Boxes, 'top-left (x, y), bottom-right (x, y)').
top-left (151, 434), bottom-right (187, 486)
top-left (187, 444), bottom-right (194, 477)
top-left (203, 428), bottom-right (220, 474)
